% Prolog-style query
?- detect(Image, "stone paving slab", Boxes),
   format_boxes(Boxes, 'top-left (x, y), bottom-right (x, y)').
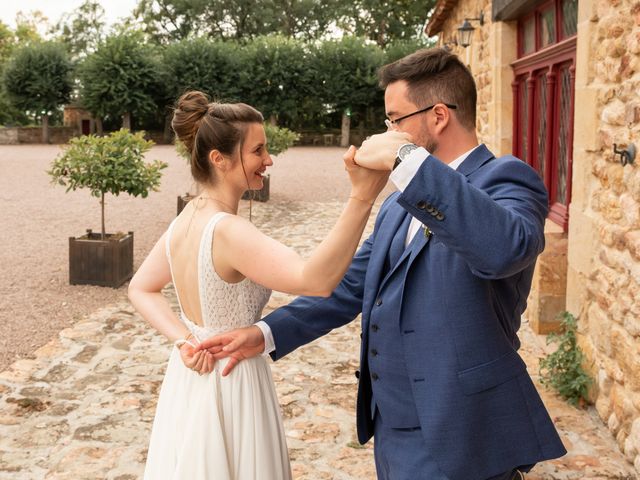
top-left (0, 199), bottom-right (636, 479)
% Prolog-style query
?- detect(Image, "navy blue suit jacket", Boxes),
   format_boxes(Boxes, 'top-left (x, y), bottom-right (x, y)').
top-left (263, 145), bottom-right (566, 479)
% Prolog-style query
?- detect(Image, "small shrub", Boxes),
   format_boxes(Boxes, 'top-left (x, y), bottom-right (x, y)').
top-left (539, 311), bottom-right (592, 407)
top-left (264, 123), bottom-right (300, 156)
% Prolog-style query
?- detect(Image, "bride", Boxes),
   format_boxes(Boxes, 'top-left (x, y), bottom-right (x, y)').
top-left (128, 90), bottom-right (388, 479)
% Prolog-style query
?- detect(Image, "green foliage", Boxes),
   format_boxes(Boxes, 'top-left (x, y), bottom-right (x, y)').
top-left (264, 123), bottom-right (300, 156)
top-left (163, 38), bottom-right (241, 103)
top-left (134, 0), bottom-right (347, 43)
top-left (2, 41), bottom-right (73, 114)
top-left (339, 0), bottom-right (437, 48)
top-left (539, 312), bottom-right (593, 407)
top-left (385, 38), bottom-right (434, 63)
top-left (13, 11), bottom-right (46, 45)
top-left (78, 32), bottom-right (165, 125)
top-left (314, 36), bottom-right (385, 114)
top-left (53, 0), bottom-right (106, 58)
top-left (49, 129), bottom-right (167, 236)
top-left (240, 36), bottom-right (313, 126)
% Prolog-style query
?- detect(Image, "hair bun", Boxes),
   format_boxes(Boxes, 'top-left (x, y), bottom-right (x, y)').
top-left (172, 90), bottom-right (211, 154)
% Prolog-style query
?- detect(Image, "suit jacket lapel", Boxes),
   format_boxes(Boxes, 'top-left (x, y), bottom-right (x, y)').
top-left (386, 224), bottom-right (430, 280)
top-left (367, 207), bottom-right (408, 293)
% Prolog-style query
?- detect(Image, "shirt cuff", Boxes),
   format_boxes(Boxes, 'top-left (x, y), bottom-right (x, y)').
top-left (390, 147), bottom-right (429, 192)
top-left (254, 320), bottom-right (276, 356)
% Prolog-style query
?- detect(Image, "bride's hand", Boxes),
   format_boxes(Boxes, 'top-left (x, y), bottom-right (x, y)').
top-left (179, 343), bottom-right (215, 375)
top-left (196, 325), bottom-right (265, 376)
top-left (344, 145), bottom-right (390, 204)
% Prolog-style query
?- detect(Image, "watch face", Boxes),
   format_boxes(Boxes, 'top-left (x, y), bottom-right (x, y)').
top-left (399, 143), bottom-right (418, 160)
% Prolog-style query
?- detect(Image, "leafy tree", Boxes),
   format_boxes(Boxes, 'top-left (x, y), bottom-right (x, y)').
top-left (384, 37), bottom-right (433, 63)
top-left (14, 11), bottom-right (48, 44)
top-left (134, 0), bottom-right (346, 42)
top-left (340, 0), bottom-right (436, 48)
top-left (133, 0), bottom-right (209, 44)
top-left (78, 32), bottom-right (164, 132)
top-left (53, 0), bottom-right (107, 58)
top-left (2, 41), bottom-right (73, 140)
top-left (239, 36), bottom-right (314, 128)
top-left (163, 38), bottom-right (240, 101)
top-left (161, 38), bottom-right (241, 140)
top-left (49, 129), bottom-right (167, 239)
top-left (313, 37), bottom-right (385, 146)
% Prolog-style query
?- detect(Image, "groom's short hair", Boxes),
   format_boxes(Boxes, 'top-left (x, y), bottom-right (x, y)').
top-left (378, 48), bottom-right (477, 131)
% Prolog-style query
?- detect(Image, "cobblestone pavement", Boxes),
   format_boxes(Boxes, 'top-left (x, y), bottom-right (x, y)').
top-left (0, 199), bottom-right (636, 479)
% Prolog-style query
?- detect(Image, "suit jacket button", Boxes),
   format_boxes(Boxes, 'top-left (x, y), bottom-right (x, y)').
top-left (355, 370), bottom-right (360, 379)
top-left (371, 349), bottom-right (378, 356)
top-left (372, 373), bottom-right (379, 381)
top-left (371, 324), bottom-right (379, 332)
top-left (435, 212), bottom-right (445, 221)
top-left (417, 200), bottom-right (427, 210)
top-left (375, 298), bottom-right (382, 306)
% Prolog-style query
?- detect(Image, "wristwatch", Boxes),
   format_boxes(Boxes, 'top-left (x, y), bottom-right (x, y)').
top-left (393, 143), bottom-right (418, 170)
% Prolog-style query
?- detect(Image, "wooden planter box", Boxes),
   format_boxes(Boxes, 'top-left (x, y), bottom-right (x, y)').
top-left (177, 193), bottom-right (196, 215)
top-left (241, 174), bottom-right (270, 202)
top-left (69, 230), bottom-right (134, 288)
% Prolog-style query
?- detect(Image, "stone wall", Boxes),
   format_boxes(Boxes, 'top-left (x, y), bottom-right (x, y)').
top-left (567, 0), bottom-right (640, 473)
top-left (434, 0), bottom-right (495, 151)
top-left (0, 127), bottom-right (77, 145)
top-left (431, 0), bottom-right (640, 474)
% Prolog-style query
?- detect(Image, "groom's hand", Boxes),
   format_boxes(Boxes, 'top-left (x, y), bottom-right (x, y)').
top-left (196, 325), bottom-right (265, 376)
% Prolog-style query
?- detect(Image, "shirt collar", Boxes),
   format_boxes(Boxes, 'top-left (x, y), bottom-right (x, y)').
top-left (448, 145), bottom-right (480, 171)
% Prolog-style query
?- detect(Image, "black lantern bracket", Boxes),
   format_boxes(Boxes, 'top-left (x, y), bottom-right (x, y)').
top-left (457, 11), bottom-right (485, 48)
top-left (613, 143), bottom-right (636, 166)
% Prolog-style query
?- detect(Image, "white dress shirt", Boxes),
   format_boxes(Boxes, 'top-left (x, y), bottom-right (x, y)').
top-left (255, 145), bottom-right (480, 355)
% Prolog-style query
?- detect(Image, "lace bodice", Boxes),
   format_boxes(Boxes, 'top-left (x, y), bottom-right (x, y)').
top-left (165, 212), bottom-right (272, 341)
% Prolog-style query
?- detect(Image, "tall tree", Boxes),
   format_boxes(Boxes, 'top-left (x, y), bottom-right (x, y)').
top-left (239, 35), bottom-right (313, 127)
top-left (162, 38), bottom-right (241, 140)
top-left (2, 41), bottom-right (73, 140)
top-left (78, 32), bottom-right (164, 132)
top-left (313, 37), bottom-right (385, 146)
top-left (340, 0), bottom-right (436, 48)
top-left (133, 0), bottom-right (346, 42)
top-left (53, 0), bottom-right (107, 58)
top-left (14, 11), bottom-right (49, 44)
top-left (133, 0), bottom-right (210, 44)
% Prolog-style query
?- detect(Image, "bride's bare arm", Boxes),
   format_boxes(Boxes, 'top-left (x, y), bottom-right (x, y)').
top-left (217, 151), bottom-right (388, 297)
top-left (128, 234), bottom-right (215, 374)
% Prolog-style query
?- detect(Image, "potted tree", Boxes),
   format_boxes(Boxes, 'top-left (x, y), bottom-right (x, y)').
top-left (49, 129), bottom-right (167, 287)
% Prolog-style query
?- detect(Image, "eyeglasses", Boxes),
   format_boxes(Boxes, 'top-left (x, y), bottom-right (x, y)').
top-left (385, 103), bottom-right (457, 129)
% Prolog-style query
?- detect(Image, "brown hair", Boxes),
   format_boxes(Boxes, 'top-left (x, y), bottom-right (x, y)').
top-left (171, 90), bottom-right (264, 184)
top-left (378, 47), bottom-right (477, 130)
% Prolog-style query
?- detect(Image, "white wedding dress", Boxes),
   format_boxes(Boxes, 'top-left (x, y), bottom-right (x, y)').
top-left (143, 212), bottom-right (292, 479)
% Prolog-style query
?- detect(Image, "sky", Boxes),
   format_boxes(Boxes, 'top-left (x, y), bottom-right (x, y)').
top-left (0, 0), bottom-right (139, 29)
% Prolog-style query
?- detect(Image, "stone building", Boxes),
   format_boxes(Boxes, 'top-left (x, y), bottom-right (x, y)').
top-left (63, 104), bottom-right (95, 136)
top-left (425, 0), bottom-right (640, 473)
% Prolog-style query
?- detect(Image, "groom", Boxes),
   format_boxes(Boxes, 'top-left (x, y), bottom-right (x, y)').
top-left (198, 47), bottom-right (566, 479)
